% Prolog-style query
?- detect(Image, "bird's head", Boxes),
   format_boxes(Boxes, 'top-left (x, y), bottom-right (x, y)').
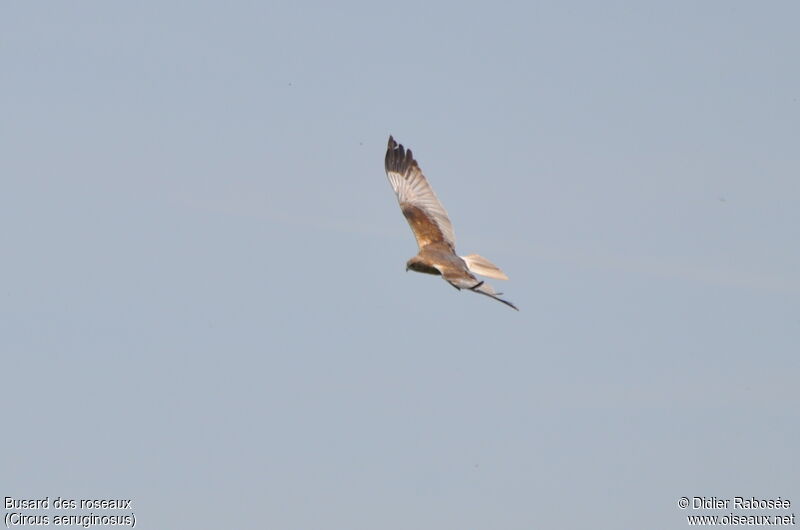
top-left (406, 255), bottom-right (439, 275)
top-left (406, 256), bottom-right (421, 272)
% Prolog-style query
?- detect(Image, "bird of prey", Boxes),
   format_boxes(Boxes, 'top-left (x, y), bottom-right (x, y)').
top-left (384, 136), bottom-right (518, 310)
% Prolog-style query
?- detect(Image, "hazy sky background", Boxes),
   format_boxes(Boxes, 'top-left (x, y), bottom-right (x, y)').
top-left (2, 1), bottom-right (798, 528)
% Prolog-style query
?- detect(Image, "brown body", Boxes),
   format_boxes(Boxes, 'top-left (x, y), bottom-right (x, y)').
top-left (407, 242), bottom-right (465, 276)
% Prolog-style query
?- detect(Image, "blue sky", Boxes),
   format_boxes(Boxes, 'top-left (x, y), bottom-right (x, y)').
top-left (2, 1), bottom-right (798, 528)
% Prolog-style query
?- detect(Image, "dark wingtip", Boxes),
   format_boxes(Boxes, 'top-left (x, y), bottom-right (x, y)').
top-left (469, 284), bottom-right (519, 311)
top-left (486, 291), bottom-right (519, 311)
top-left (489, 293), bottom-right (518, 310)
top-left (384, 135), bottom-right (418, 175)
top-left (496, 297), bottom-right (519, 311)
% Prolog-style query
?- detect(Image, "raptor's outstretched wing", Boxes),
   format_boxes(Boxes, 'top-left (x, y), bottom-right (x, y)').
top-left (385, 136), bottom-right (456, 250)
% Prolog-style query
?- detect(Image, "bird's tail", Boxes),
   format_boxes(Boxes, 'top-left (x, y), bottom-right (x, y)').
top-left (461, 254), bottom-right (509, 280)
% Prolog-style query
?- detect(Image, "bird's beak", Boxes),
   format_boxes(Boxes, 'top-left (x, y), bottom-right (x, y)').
top-left (405, 265), bottom-right (409, 272)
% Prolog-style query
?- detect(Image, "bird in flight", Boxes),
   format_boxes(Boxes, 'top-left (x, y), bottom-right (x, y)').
top-left (384, 136), bottom-right (518, 310)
